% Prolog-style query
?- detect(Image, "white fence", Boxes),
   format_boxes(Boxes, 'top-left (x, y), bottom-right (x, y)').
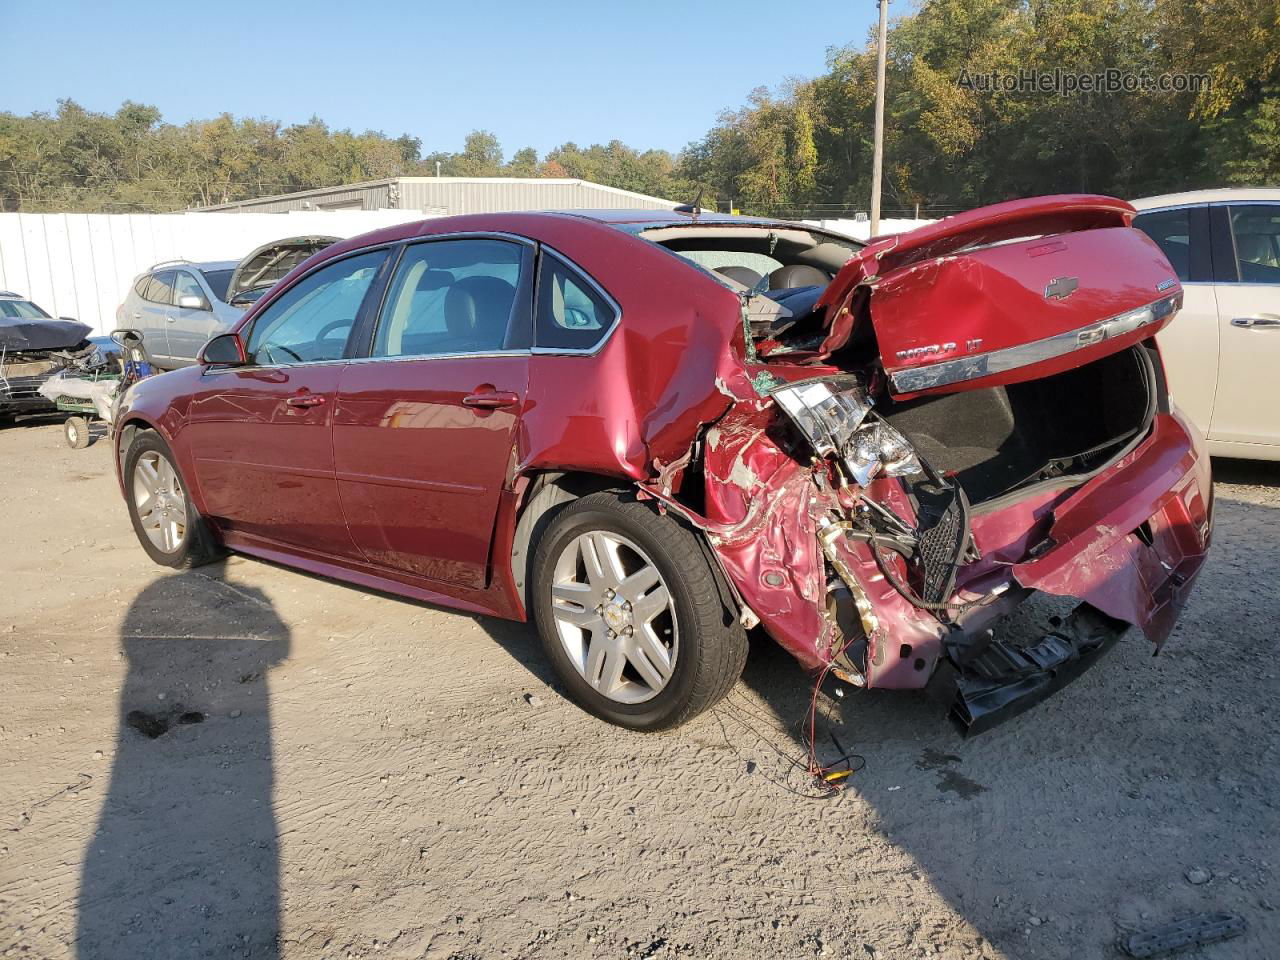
top-left (0, 210), bottom-right (428, 335)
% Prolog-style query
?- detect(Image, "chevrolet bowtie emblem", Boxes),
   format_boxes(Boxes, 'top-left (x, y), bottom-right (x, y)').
top-left (1045, 276), bottom-right (1079, 301)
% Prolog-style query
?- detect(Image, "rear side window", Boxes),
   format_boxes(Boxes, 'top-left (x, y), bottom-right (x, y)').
top-left (143, 271), bottom-right (177, 305)
top-left (1229, 205), bottom-right (1280, 285)
top-left (372, 238), bottom-right (527, 358)
top-left (534, 252), bottom-right (617, 352)
top-left (133, 276), bottom-right (150, 298)
top-left (1133, 208), bottom-right (1196, 282)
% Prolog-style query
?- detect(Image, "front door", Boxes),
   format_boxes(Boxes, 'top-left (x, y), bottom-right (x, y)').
top-left (186, 248), bottom-right (389, 557)
top-left (1208, 203), bottom-right (1280, 448)
top-left (333, 236), bottom-right (533, 588)
top-left (166, 269), bottom-right (218, 366)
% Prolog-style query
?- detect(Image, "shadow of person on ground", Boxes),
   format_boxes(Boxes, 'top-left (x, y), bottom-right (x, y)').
top-left (76, 560), bottom-right (290, 960)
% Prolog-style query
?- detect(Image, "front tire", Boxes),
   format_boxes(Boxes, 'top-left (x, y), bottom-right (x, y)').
top-left (124, 430), bottom-right (223, 568)
top-left (532, 491), bottom-right (747, 731)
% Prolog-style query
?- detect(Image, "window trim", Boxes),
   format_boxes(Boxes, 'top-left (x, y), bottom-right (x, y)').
top-left (233, 246), bottom-right (394, 371)
top-left (530, 246), bottom-right (622, 357)
top-left (357, 231), bottom-right (538, 363)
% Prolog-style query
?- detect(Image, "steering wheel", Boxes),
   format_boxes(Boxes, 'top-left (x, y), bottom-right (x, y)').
top-left (263, 343), bottom-right (303, 364)
top-left (317, 318), bottom-right (353, 341)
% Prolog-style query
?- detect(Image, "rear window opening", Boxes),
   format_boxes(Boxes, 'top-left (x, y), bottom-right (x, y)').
top-left (637, 224), bottom-right (859, 295)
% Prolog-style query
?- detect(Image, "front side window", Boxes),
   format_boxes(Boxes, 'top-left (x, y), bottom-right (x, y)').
top-left (1229, 205), bottom-right (1280, 284)
top-left (144, 271), bottom-right (177, 305)
top-left (173, 271), bottom-right (210, 310)
top-left (372, 238), bottom-right (525, 358)
top-left (246, 250), bottom-right (386, 365)
top-left (534, 252), bottom-right (617, 352)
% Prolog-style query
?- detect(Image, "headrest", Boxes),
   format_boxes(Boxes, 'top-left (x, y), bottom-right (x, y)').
top-left (715, 265), bottom-right (764, 287)
top-left (768, 264), bottom-right (830, 289)
top-left (444, 275), bottom-right (517, 342)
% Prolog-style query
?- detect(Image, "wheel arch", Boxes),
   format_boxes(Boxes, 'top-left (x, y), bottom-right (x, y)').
top-left (509, 470), bottom-right (630, 614)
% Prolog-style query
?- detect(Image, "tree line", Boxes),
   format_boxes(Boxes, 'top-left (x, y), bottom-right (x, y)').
top-left (1, 0), bottom-right (1275, 217)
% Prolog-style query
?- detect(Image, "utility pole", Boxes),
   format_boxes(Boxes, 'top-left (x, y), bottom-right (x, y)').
top-left (870, 0), bottom-right (889, 238)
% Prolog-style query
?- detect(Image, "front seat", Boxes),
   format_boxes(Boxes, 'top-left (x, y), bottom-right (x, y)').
top-left (715, 265), bottom-right (764, 287)
top-left (444, 276), bottom-right (517, 350)
top-left (769, 264), bottom-right (830, 289)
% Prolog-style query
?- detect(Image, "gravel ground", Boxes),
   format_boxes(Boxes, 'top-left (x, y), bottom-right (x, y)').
top-left (0, 416), bottom-right (1277, 960)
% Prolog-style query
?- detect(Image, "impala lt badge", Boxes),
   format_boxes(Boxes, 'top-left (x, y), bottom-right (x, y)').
top-left (1156, 277), bottom-right (1177, 292)
top-left (1045, 276), bottom-right (1079, 301)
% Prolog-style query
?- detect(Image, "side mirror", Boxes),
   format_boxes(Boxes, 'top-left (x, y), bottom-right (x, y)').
top-left (177, 294), bottom-right (210, 311)
top-left (199, 332), bottom-right (247, 366)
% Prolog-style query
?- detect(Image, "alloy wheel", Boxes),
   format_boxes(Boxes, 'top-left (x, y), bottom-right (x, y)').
top-left (550, 530), bottom-right (678, 704)
top-left (132, 451), bottom-right (188, 553)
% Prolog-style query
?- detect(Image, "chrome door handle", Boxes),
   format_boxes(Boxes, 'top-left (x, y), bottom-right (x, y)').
top-left (462, 391), bottom-right (519, 409)
top-left (1231, 314), bottom-right (1280, 328)
top-left (166, 315), bottom-right (177, 323)
top-left (285, 394), bottom-right (326, 408)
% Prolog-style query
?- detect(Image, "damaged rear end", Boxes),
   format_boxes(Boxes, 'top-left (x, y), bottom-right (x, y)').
top-left (648, 195), bottom-right (1213, 734)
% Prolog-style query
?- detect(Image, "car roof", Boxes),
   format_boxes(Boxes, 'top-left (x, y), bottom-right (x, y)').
top-left (1131, 188), bottom-right (1280, 210)
top-left (0, 291), bottom-right (30, 300)
top-left (554, 208), bottom-right (786, 228)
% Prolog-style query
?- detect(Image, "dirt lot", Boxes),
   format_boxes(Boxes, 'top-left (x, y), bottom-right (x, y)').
top-left (1, 416), bottom-right (1277, 960)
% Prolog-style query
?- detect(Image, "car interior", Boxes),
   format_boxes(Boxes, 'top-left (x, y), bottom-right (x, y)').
top-left (1233, 217), bottom-right (1280, 283)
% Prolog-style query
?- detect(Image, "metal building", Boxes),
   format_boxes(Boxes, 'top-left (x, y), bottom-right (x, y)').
top-left (195, 177), bottom-right (679, 215)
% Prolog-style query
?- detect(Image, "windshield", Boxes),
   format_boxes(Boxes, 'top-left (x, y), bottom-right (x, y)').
top-left (199, 268), bottom-right (234, 303)
top-left (0, 299), bottom-right (50, 319)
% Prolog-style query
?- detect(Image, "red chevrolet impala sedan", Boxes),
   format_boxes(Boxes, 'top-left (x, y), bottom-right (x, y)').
top-left (114, 197), bottom-right (1212, 733)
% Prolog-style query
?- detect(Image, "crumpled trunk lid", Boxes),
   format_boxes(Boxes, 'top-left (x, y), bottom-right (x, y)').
top-left (815, 195), bottom-right (1183, 399)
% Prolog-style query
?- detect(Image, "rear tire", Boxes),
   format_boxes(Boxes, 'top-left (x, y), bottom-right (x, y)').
top-left (532, 491), bottom-right (747, 731)
top-left (65, 416), bottom-right (92, 449)
top-left (124, 430), bottom-right (223, 568)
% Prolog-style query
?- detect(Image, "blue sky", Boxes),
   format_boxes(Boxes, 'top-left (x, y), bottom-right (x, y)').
top-left (4, 0), bottom-right (880, 157)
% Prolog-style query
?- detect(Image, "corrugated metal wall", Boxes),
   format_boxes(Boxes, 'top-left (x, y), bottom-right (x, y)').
top-left (397, 178), bottom-right (676, 213)
top-left (199, 177), bottom-right (678, 215)
top-left (0, 210), bottom-right (426, 335)
top-left (204, 182), bottom-right (400, 214)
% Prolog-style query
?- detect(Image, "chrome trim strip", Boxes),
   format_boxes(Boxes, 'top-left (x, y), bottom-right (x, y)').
top-left (888, 293), bottom-right (1181, 394)
top-left (346, 350), bottom-right (530, 365)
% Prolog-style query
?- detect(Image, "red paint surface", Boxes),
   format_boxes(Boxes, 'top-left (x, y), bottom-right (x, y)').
top-left (114, 199), bottom-right (1212, 690)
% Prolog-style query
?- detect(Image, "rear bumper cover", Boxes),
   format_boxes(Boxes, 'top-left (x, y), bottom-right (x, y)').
top-left (701, 406), bottom-right (1211, 725)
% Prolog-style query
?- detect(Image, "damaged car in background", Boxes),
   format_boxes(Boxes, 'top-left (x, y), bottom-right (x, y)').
top-left (112, 196), bottom-right (1212, 735)
top-left (0, 291), bottom-right (116, 421)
